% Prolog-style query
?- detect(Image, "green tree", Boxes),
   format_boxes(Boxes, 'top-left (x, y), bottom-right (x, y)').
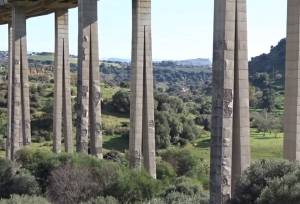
top-left (111, 90), bottom-right (130, 114)
top-left (155, 111), bottom-right (171, 149)
top-left (261, 88), bottom-right (275, 112)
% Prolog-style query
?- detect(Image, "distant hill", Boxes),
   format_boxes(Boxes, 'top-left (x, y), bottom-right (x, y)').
top-left (173, 58), bottom-right (211, 67)
top-left (0, 39), bottom-right (287, 89)
top-left (103, 58), bottom-right (212, 66)
top-left (105, 58), bottom-right (130, 63)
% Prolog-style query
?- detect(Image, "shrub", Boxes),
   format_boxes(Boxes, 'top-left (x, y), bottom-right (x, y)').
top-left (258, 169), bottom-right (300, 204)
top-left (16, 149), bottom-right (67, 193)
top-left (0, 159), bottom-right (14, 198)
top-left (7, 170), bottom-right (40, 197)
top-left (81, 196), bottom-right (119, 204)
top-left (0, 195), bottom-right (50, 204)
top-left (232, 160), bottom-right (299, 204)
top-left (47, 165), bottom-right (101, 204)
top-left (160, 148), bottom-right (208, 178)
top-left (103, 151), bottom-right (128, 166)
top-left (46, 154), bottom-right (123, 203)
top-left (163, 192), bottom-right (209, 204)
top-left (111, 169), bottom-right (160, 203)
top-left (163, 177), bottom-right (204, 196)
top-left (156, 160), bottom-right (176, 183)
top-left (0, 159), bottom-right (40, 198)
top-left (147, 192), bottom-right (209, 204)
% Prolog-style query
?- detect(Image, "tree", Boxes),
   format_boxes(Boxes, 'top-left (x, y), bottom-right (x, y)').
top-left (168, 113), bottom-right (183, 143)
top-left (111, 90), bottom-right (130, 114)
top-left (261, 88), bottom-right (275, 112)
top-left (155, 111), bottom-right (171, 149)
top-left (251, 112), bottom-right (282, 137)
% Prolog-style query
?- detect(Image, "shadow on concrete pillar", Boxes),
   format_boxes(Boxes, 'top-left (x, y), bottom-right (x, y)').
top-left (6, 23), bottom-right (12, 160)
top-left (53, 9), bottom-right (73, 154)
top-left (9, 5), bottom-right (31, 160)
top-left (129, 0), bottom-right (156, 179)
top-left (284, 0), bottom-right (300, 161)
top-left (76, 0), bottom-right (102, 158)
top-left (210, 0), bottom-right (250, 203)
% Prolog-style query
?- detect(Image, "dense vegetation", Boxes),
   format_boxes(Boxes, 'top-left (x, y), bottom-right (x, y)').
top-left (0, 38), bottom-right (295, 203)
top-left (0, 149), bottom-right (209, 203)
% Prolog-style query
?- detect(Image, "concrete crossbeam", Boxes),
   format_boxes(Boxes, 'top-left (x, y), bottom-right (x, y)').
top-left (0, 0), bottom-right (77, 25)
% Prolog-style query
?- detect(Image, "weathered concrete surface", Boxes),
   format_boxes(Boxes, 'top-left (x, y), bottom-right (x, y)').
top-left (6, 23), bottom-right (12, 160)
top-left (76, 0), bottom-right (102, 158)
top-left (284, 0), bottom-right (300, 161)
top-left (129, 0), bottom-right (156, 179)
top-left (53, 9), bottom-right (72, 153)
top-left (210, 0), bottom-right (250, 202)
top-left (10, 5), bottom-right (31, 159)
top-left (232, 0), bottom-right (250, 190)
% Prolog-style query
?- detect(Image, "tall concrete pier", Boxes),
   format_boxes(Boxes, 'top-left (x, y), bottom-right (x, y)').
top-left (284, 0), bottom-right (300, 161)
top-left (129, 0), bottom-right (156, 178)
top-left (232, 0), bottom-right (250, 190)
top-left (76, 0), bottom-right (102, 158)
top-left (9, 5), bottom-right (31, 159)
top-left (53, 9), bottom-right (73, 153)
top-left (210, 0), bottom-right (250, 202)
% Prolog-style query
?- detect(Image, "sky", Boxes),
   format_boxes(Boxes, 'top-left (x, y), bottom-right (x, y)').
top-left (0, 0), bottom-right (287, 60)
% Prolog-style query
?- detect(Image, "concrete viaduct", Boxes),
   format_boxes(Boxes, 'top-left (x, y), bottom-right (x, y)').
top-left (0, 0), bottom-right (299, 203)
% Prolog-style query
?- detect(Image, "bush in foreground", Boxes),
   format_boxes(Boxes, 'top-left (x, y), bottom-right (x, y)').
top-left (111, 169), bottom-right (160, 203)
top-left (258, 169), bottom-right (300, 204)
top-left (0, 195), bottom-right (49, 204)
top-left (47, 165), bottom-right (101, 204)
top-left (0, 159), bottom-right (40, 199)
top-left (81, 196), bottom-right (119, 204)
top-left (148, 192), bottom-right (209, 204)
top-left (232, 160), bottom-right (300, 204)
top-left (160, 148), bottom-right (209, 180)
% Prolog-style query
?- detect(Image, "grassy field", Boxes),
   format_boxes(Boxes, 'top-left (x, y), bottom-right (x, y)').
top-left (0, 128), bottom-right (283, 162)
top-left (188, 129), bottom-right (283, 162)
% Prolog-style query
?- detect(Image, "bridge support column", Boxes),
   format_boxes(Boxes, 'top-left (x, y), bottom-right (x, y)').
top-left (129, 0), bottom-right (156, 178)
top-left (232, 0), bottom-right (250, 191)
top-left (9, 5), bottom-right (31, 159)
top-left (6, 23), bottom-right (12, 160)
top-left (76, 0), bottom-right (102, 158)
top-left (210, 0), bottom-right (250, 203)
top-left (284, 0), bottom-right (300, 161)
top-left (53, 9), bottom-right (72, 153)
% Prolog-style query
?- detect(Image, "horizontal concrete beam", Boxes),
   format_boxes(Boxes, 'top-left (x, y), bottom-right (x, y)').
top-left (0, 0), bottom-right (77, 24)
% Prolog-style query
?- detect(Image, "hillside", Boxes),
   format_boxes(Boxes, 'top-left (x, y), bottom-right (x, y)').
top-left (249, 38), bottom-right (286, 89)
top-left (249, 39), bottom-right (285, 76)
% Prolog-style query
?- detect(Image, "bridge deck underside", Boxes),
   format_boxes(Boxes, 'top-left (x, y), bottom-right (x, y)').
top-left (0, 0), bottom-right (77, 25)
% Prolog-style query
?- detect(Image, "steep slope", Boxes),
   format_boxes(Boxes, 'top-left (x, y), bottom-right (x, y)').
top-left (249, 39), bottom-right (286, 81)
